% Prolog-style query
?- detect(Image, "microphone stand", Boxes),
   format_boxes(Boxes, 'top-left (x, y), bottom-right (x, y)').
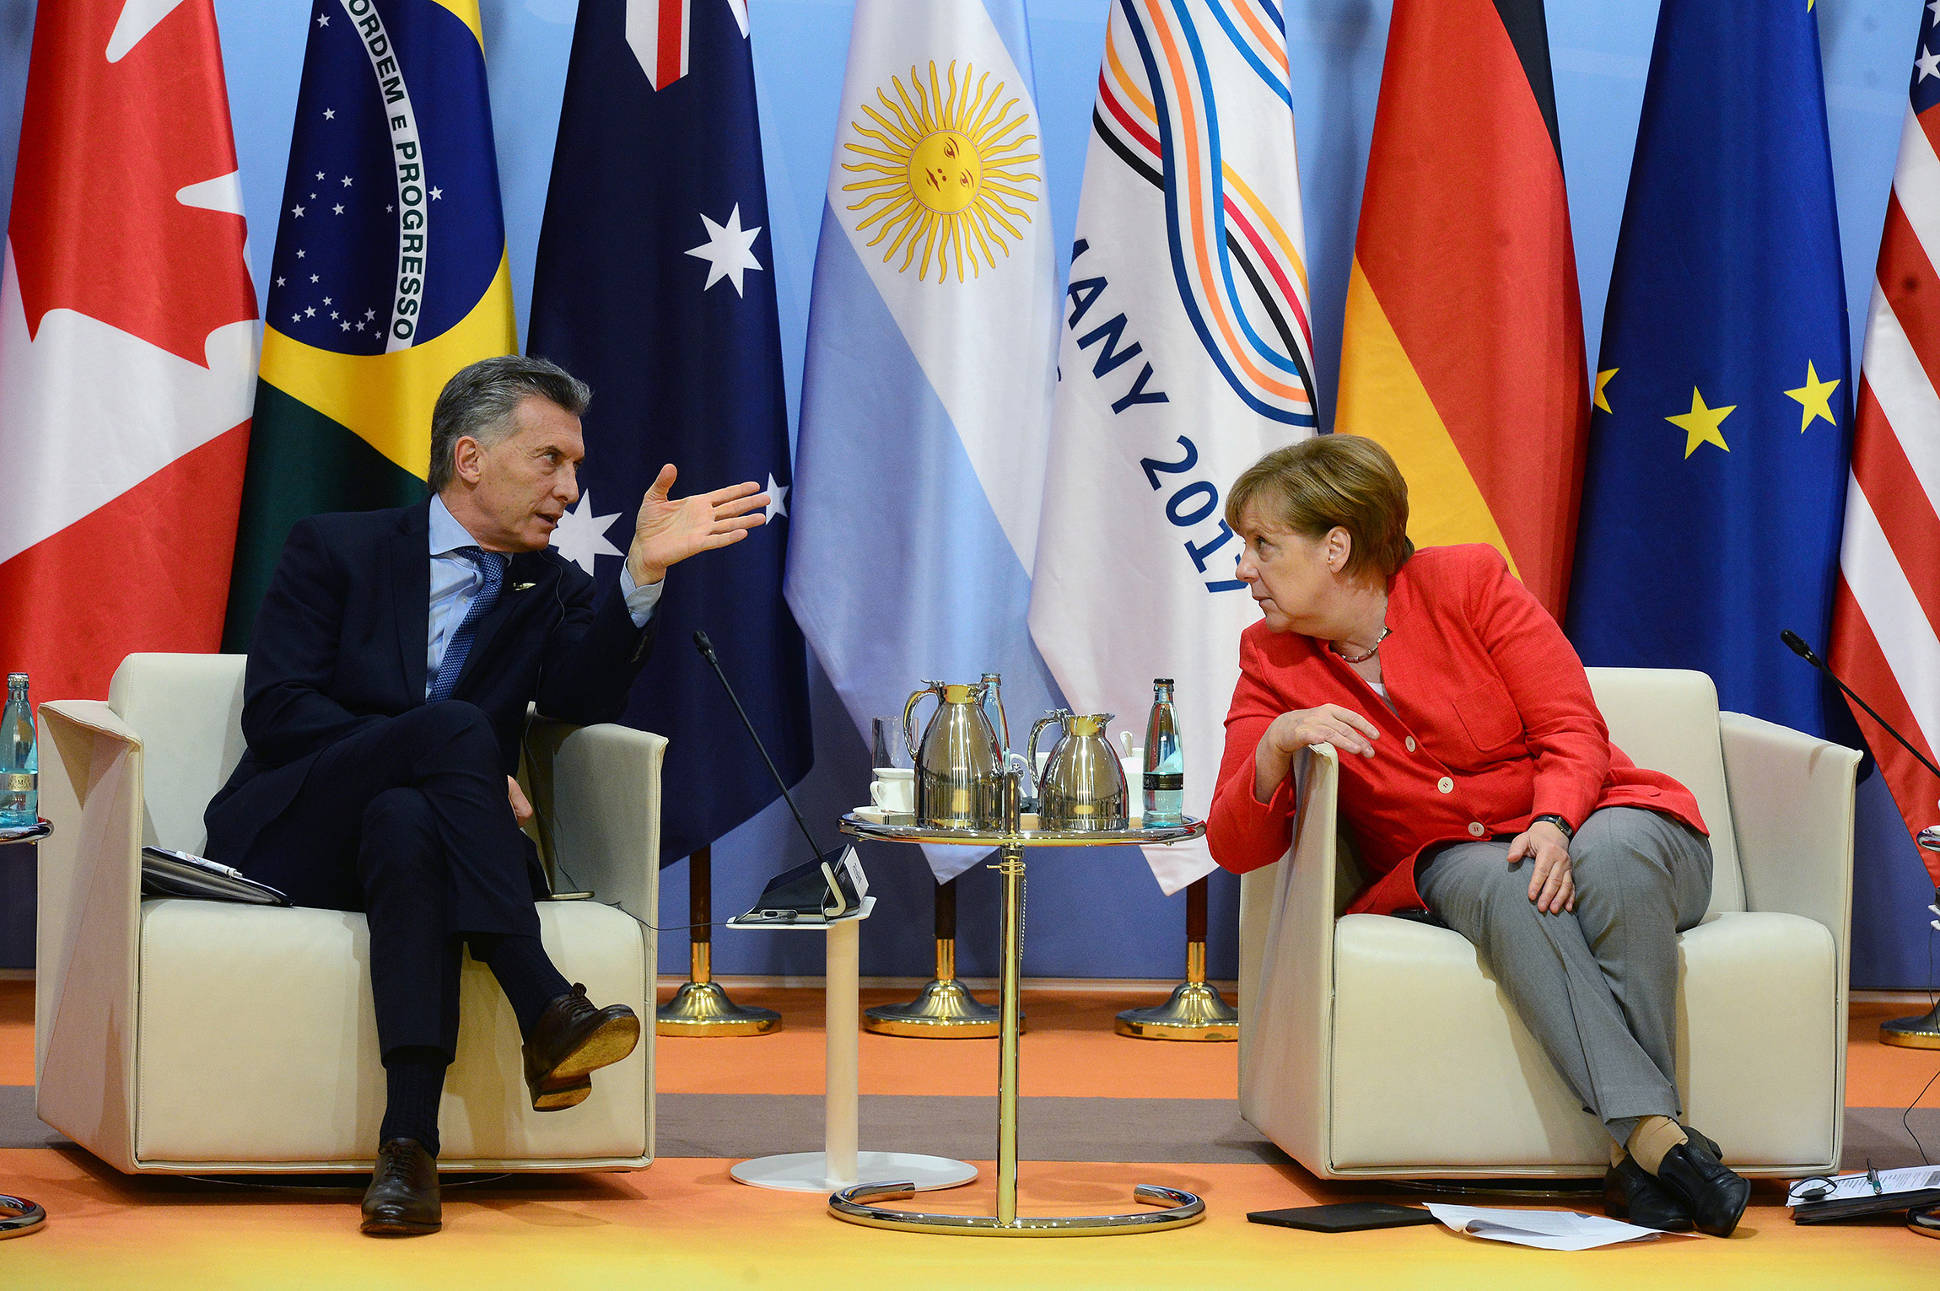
top-left (656, 631), bottom-right (794, 1038)
top-left (1884, 826), bottom-right (1940, 1051)
top-left (1782, 630), bottom-right (1940, 1049)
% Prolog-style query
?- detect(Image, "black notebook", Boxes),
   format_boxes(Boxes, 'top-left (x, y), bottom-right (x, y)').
top-left (141, 846), bottom-right (291, 906)
top-left (1790, 1166), bottom-right (1940, 1224)
top-left (1247, 1203), bottom-right (1436, 1232)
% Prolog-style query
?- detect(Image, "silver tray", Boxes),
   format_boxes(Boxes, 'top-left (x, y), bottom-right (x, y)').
top-left (841, 812), bottom-right (1203, 849)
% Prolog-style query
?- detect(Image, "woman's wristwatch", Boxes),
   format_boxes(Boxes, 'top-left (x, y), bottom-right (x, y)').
top-left (1531, 813), bottom-right (1575, 841)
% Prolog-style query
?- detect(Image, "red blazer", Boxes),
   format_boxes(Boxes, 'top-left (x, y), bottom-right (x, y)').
top-left (1208, 544), bottom-right (1705, 916)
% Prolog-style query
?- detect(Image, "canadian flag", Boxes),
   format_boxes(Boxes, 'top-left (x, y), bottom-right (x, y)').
top-left (0, 0), bottom-right (257, 701)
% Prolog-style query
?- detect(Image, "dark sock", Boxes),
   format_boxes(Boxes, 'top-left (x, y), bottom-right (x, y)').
top-left (470, 933), bottom-right (572, 1037)
top-left (379, 1046), bottom-right (447, 1157)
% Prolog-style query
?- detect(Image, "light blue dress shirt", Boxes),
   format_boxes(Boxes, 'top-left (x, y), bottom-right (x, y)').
top-left (426, 495), bottom-right (661, 698)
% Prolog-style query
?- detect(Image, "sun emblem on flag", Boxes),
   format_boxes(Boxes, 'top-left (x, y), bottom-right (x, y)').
top-left (841, 61), bottom-right (1041, 284)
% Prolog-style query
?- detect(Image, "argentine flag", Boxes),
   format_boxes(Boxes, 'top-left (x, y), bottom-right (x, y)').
top-left (785, 0), bottom-right (1062, 879)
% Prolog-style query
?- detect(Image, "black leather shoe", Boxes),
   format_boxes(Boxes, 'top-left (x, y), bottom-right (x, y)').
top-left (522, 983), bottom-right (640, 1111)
top-left (1681, 1126), bottom-right (1723, 1160)
top-left (360, 1138), bottom-right (440, 1236)
top-left (1604, 1154), bottom-right (1695, 1231)
top-left (1653, 1137), bottom-right (1750, 1236)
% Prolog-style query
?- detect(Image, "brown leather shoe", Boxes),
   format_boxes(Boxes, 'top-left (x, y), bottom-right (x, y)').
top-left (522, 983), bottom-right (640, 1111)
top-left (360, 1138), bottom-right (440, 1236)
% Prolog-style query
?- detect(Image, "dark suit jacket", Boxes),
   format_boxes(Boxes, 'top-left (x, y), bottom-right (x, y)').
top-left (206, 499), bottom-right (654, 861)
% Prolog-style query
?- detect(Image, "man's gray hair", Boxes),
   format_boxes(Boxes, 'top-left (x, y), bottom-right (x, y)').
top-left (427, 354), bottom-right (592, 493)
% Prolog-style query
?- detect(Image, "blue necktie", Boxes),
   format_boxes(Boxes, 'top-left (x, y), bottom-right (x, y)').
top-left (429, 547), bottom-right (506, 703)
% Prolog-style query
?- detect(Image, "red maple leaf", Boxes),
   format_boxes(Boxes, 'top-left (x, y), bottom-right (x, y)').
top-left (8, 0), bottom-right (256, 368)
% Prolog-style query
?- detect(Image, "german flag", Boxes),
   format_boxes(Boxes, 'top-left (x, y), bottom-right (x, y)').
top-left (1334, 0), bottom-right (1587, 618)
top-left (222, 0), bottom-right (515, 649)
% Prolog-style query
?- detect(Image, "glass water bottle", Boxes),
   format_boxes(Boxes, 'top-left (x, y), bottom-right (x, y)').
top-left (0, 673), bottom-right (36, 829)
top-left (1142, 678), bottom-right (1184, 826)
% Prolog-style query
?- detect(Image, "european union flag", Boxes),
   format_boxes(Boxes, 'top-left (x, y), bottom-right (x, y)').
top-left (527, 1), bottom-right (811, 861)
top-left (1567, 0), bottom-right (1850, 738)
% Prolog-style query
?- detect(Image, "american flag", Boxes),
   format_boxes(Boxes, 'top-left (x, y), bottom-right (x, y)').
top-left (1828, 7), bottom-right (1940, 886)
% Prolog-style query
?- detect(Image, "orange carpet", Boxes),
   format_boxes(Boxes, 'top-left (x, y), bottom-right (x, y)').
top-left (0, 980), bottom-right (1935, 1288)
top-left (1, 1149), bottom-right (1931, 1289)
top-left (1847, 999), bottom-right (1940, 1108)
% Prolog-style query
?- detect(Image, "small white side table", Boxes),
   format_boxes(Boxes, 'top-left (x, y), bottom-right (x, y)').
top-left (725, 895), bottom-right (976, 1193)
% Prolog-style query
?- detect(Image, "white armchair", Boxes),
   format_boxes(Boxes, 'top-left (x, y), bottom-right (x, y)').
top-left (34, 653), bottom-right (664, 1174)
top-left (1237, 667), bottom-right (1860, 1179)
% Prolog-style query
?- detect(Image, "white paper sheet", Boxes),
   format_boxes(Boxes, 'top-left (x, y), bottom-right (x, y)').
top-left (1425, 1204), bottom-right (1687, 1251)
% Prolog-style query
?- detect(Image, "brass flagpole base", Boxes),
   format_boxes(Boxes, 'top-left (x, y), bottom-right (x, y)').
top-left (1114, 979), bottom-right (1237, 1041)
top-left (863, 879), bottom-right (1007, 1037)
top-left (864, 976), bottom-right (1001, 1037)
top-left (1116, 880), bottom-right (1237, 1041)
top-left (657, 979), bottom-right (781, 1036)
top-left (656, 845), bottom-right (780, 1036)
top-left (1880, 1002), bottom-right (1940, 1049)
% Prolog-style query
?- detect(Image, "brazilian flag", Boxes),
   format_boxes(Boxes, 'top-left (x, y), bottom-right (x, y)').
top-left (224, 0), bottom-right (515, 648)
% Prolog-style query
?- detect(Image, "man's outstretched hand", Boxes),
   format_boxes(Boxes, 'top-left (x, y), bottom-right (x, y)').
top-left (626, 464), bottom-right (768, 587)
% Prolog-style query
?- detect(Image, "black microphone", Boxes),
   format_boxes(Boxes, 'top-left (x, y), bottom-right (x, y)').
top-left (1781, 629), bottom-right (1940, 781)
top-left (692, 629), bottom-right (828, 863)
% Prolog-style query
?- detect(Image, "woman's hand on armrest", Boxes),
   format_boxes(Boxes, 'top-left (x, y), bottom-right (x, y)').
top-left (1255, 704), bottom-right (1377, 802)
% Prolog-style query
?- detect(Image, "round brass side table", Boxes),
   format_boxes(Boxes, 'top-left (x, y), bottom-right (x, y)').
top-left (831, 813), bottom-right (1207, 1236)
top-left (0, 820), bottom-right (49, 1240)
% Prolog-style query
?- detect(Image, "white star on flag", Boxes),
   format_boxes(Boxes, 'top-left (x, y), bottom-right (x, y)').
top-left (548, 491), bottom-right (625, 575)
top-left (1920, 45), bottom-right (1940, 82)
top-left (684, 203), bottom-right (763, 296)
top-left (763, 473), bottom-right (788, 521)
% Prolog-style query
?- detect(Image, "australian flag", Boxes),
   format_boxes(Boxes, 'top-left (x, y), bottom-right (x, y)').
top-left (528, 0), bottom-right (811, 861)
top-left (1566, 0), bottom-right (1851, 739)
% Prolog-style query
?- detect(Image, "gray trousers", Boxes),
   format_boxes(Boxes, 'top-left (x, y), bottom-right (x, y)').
top-left (1416, 806), bottom-right (1713, 1144)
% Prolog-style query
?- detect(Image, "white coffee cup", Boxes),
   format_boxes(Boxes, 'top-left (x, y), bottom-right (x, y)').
top-left (870, 767), bottom-right (915, 814)
top-left (1121, 745), bottom-right (1144, 825)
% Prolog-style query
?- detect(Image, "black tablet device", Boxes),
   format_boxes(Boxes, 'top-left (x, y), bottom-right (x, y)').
top-left (1246, 1203), bottom-right (1437, 1233)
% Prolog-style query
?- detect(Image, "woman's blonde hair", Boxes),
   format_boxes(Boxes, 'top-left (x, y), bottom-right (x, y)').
top-left (1225, 435), bottom-right (1414, 582)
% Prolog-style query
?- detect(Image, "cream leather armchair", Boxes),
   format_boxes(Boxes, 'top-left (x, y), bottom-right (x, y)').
top-left (34, 653), bottom-right (663, 1174)
top-left (1237, 667), bottom-right (1860, 1180)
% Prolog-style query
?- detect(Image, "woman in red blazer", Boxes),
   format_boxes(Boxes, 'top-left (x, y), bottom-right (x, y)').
top-left (1208, 436), bottom-right (1748, 1237)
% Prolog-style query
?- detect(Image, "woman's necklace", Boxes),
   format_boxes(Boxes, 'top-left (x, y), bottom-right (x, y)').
top-left (1330, 626), bottom-right (1390, 665)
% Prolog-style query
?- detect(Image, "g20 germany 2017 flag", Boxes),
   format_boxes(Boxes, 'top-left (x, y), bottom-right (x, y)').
top-left (1568, 0), bottom-right (1849, 738)
top-left (1334, 0), bottom-right (1587, 619)
top-left (1029, 0), bottom-right (1319, 892)
top-left (223, 0), bottom-right (516, 647)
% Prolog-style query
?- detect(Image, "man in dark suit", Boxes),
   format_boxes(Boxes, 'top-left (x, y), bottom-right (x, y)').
top-left (206, 355), bottom-right (766, 1235)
